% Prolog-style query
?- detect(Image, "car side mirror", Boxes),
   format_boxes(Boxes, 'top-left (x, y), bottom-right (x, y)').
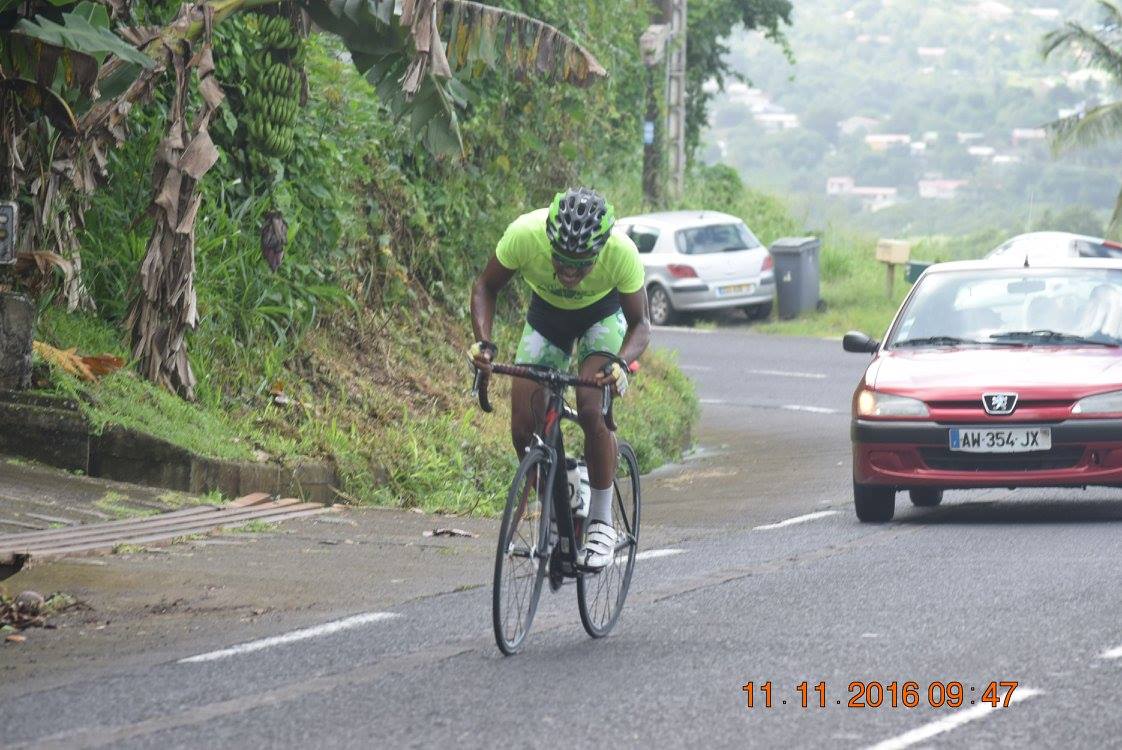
top-left (843, 331), bottom-right (879, 354)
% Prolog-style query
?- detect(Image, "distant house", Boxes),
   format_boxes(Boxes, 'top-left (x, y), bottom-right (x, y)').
top-left (754, 112), bottom-right (800, 132)
top-left (918, 179), bottom-right (968, 199)
top-left (1058, 103), bottom-right (1087, 119)
top-left (917, 47), bottom-right (947, 58)
top-left (956, 132), bottom-right (984, 144)
top-left (922, 131), bottom-right (940, 143)
top-left (851, 187), bottom-right (899, 212)
top-left (968, 145), bottom-right (996, 158)
top-left (865, 133), bottom-right (911, 151)
top-left (975, 1), bottom-right (1013, 20)
top-left (910, 142), bottom-right (928, 155)
top-left (838, 115), bottom-right (880, 136)
top-left (826, 176), bottom-right (856, 195)
top-left (1066, 69), bottom-right (1112, 90)
top-left (875, 35), bottom-right (893, 44)
top-left (1012, 128), bottom-right (1046, 145)
top-left (992, 154), bottom-right (1022, 164)
top-left (1028, 7), bottom-right (1060, 20)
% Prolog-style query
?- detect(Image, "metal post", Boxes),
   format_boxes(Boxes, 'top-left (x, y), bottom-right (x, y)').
top-left (665, 0), bottom-right (687, 199)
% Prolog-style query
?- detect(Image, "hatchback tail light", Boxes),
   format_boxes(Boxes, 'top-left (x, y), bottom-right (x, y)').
top-left (667, 264), bottom-right (698, 279)
top-left (761, 254), bottom-right (774, 272)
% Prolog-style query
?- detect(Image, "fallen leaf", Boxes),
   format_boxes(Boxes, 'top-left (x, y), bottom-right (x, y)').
top-left (5, 634), bottom-right (26, 644)
top-left (424, 528), bottom-right (478, 539)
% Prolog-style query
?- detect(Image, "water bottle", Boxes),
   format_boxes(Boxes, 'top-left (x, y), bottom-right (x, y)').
top-left (569, 459), bottom-right (591, 518)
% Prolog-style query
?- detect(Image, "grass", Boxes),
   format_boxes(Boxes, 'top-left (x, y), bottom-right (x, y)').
top-left (94, 491), bottom-right (158, 520)
top-left (754, 222), bottom-right (995, 340)
top-left (224, 520), bottom-right (279, 534)
top-left (32, 301), bottom-right (697, 518)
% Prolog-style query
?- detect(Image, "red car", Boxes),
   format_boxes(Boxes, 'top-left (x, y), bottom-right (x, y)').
top-left (845, 259), bottom-right (1122, 522)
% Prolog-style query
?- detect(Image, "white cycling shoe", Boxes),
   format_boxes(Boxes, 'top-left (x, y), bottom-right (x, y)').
top-left (580, 520), bottom-right (617, 570)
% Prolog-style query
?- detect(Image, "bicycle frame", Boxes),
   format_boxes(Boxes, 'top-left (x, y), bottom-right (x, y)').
top-left (474, 360), bottom-right (620, 577)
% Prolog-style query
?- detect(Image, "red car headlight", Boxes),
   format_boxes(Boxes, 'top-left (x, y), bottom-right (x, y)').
top-left (856, 388), bottom-right (929, 418)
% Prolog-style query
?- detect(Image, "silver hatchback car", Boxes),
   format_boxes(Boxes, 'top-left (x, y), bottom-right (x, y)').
top-left (616, 211), bottom-right (775, 326)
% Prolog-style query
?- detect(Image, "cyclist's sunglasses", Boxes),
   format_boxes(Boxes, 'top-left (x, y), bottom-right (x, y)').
top-left (551, 251), bottom-right (597, 270)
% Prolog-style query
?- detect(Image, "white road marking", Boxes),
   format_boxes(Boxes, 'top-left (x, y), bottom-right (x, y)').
top-left (178, 612), bottom-right (400, 663)
top-left (754, 511), bottom-right (838, 530)
top-left (636, 548), bottom-right (685, 561)
top-left (698, 399), bottom-right (839, 415)
top-left (749, 369), bottom-right (828, 379)
top-left (781, 404), bottom-right (838, 414)
top-left (652, 325), bottom-right (714, 334)
top-left (1100, 644), bottom-right (1122, 659)
top-left (680, 365), bottom-right (713, 371)
top-left (864, 688), bottom-right (1043, 750)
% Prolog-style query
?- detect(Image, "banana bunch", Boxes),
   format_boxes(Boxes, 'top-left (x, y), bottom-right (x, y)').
top-left (243, 11), bottom-right (304, 167)
top-left (257, 15), bottom-right (301, 50)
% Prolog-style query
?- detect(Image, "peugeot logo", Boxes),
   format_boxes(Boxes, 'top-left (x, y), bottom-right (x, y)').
top-left (982, 393), bottom-right (1018, 415)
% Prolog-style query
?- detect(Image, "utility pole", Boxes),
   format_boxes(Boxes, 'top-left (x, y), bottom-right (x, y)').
top-left (665, 0), bottom-right (687, 200)
top-left (639, 24), bottom-right (669, 209)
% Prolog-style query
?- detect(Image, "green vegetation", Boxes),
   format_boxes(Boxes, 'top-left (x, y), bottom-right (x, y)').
top-left (706, 0), bottom-right (1118, 238)
top-left (225, 520), bottom-right (280, 534)
top-left (94, 491), bottom-right (159, 520)
top-left (25, 1), bottom-right (811, 516)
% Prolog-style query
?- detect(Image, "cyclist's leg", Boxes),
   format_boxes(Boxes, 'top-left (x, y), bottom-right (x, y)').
top-left (575, 311), bottom-right (626, 567)
top-left (575, 309), bottom-right (626, 487)
top-left (511, 321), bottom-right (571, 457)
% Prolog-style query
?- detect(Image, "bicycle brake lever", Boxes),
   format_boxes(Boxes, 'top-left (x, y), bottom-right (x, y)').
top-left (473, 367), bottom-right (493, 413)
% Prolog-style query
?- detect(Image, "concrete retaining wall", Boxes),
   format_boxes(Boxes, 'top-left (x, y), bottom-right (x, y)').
top-left (0, 391), bottom-right (337, 503)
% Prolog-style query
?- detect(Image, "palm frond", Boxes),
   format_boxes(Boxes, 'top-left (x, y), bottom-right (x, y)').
top-left (440, 0), bottom-right (606, 86)
top-left (1044, 101), bottom-right (1122, 155)
top-left (1105, 185), bottom-right (1122, 241)
top-left (1042, 21), bottom-right (1122, 80)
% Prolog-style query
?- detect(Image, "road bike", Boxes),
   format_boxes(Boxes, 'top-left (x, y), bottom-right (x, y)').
top-left (472, 355), bottom-right (641, 655)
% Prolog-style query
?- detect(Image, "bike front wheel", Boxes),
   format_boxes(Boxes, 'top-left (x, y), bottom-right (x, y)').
top-left (577, 440), bottom-right (641, 638)
top-left (493, 447), bottom-right (552, 655)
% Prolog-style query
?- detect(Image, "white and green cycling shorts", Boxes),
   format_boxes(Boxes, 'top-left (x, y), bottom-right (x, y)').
top-left (515, 292), bottom-right (626, 371)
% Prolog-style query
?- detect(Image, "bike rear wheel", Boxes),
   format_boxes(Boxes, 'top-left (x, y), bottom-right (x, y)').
top-left (493, 447), bottom-right (551, 655)
top-left (577, 441), bottom-right (641, 638)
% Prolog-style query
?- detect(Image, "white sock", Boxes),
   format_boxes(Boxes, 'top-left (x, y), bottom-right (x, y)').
top-left (588, 487), bottom-right (613, 526)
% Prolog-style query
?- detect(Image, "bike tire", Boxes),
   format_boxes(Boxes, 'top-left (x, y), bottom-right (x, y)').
top-left (577, 441), bottom-right (641, 639)
top-left (493, 447), bottom-right (551, 655)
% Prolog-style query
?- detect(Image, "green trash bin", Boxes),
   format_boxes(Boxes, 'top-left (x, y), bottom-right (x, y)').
top-left (905, 260), bottom-right (932, 284)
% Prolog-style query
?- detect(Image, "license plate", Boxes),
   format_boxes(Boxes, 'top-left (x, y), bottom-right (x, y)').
top-left (949, 426), bottom-right (1052, 453)
top-left (716, 283), bottom-right (754, 297)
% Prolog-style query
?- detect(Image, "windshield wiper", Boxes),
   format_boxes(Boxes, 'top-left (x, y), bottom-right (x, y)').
top-left (894, 335), bottom-right (988, 348)
top-left (989, 330), bottom-right (1120, 347)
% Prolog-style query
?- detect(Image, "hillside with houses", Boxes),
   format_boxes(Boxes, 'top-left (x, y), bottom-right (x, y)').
top-left (703, 0), bottom-right (1121, 238)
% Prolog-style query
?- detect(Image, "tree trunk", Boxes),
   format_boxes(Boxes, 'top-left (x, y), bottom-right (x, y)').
top-left (125, 8), bottom-right (225, 399)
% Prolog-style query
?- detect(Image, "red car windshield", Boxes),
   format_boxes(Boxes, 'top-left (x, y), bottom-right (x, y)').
top-left (888, 268), bottom-right (1122, 348)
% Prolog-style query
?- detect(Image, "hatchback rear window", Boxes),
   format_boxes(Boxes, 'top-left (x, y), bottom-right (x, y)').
top-left (675, 223), bottom-right (761, 255)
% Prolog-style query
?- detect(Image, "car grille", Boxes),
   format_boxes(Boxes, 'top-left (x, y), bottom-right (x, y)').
top-left (918, 446), bottom-right (1085, 472)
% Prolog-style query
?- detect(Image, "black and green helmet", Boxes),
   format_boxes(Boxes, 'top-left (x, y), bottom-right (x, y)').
top-left (545, 187), bottom-right (615, 261)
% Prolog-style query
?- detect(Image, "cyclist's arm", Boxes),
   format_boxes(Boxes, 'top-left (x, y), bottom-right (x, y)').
top-left (616, 289), bottom-right (651, 365)
top-left (471, 254), bottom-right (516, 343)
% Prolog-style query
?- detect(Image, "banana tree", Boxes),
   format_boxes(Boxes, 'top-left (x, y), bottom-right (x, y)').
top-left (1042, 1), bottom-right (1122, 238)
top-left (1, 0), bottom-right (606, 398)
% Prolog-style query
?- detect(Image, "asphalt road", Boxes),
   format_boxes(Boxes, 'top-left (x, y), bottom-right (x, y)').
top-left (4, 328), bottom-right (1122, 749)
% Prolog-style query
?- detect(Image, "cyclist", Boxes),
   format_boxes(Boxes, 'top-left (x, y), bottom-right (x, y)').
top-left (469, 187), bottom-right (651, 570)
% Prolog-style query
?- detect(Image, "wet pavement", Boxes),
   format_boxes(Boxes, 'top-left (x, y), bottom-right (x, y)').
top-left (3, 328), bottom-right (1121, 748)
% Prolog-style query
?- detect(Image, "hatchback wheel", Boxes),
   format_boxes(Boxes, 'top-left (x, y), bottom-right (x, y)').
top-left (743, 301), bottom-right (773, 321)
top-left (853, 483), bottom-right (895, 522)
top-left (909, 488), bottom-right (943, 507)
top-left (648, 285), bottom-right (677, 326)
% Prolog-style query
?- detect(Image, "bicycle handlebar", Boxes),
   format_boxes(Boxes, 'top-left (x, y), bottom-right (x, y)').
top-left (471, 362), bottom-right (619, 431)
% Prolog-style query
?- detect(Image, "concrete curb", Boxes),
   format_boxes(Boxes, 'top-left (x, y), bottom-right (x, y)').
top-left (0, 391), bottom-right (337, 504)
